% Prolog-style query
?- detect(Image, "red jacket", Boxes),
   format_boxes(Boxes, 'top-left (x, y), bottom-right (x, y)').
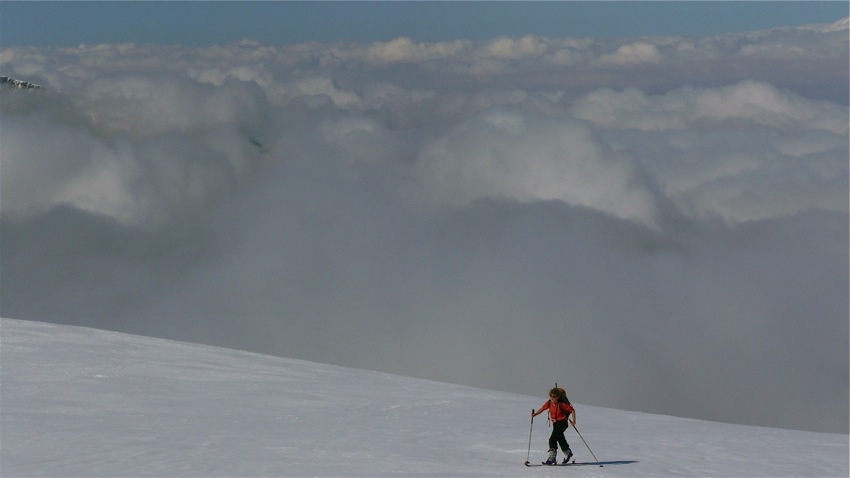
top-left (543, 400), bottom-right (574, 423)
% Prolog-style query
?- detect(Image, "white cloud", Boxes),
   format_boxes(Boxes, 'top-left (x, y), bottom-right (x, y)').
top-left (598, 41), bottom-right (663, 65)
top-left (362, 37), bottom-right (471, 64)
top-left (483, 35), bottom-right (547, 60)
top-left (417, 111), bottom-right (661, 227)
top-left (320, 116), bottom-right (402, 165)
top-left (568, 81), bottom-right (848, 222)
top-left (572, 81), bottom-right (848, 134)
top-left (0, 117), bottom-right (103, 218)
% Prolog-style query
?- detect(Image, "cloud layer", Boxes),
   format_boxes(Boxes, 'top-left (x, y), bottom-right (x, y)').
top-left (2, 19), bottom-right (847, 433)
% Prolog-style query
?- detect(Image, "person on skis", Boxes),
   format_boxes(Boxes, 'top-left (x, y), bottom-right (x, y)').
top-left (532, 386), bottom-right (576, 465)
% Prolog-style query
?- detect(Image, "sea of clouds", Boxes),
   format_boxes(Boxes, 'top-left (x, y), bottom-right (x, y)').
top-left (2, 18), bottom-right (847, 433)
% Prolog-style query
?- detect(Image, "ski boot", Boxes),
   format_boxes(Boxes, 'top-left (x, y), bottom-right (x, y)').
top-left (544, 448), bottom-right (558, 465)
top-left (562, 449), bottom-right (573, 464)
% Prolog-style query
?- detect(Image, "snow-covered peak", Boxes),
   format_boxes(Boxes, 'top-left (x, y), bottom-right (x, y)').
top-left (1, 75), bottom-right (44, 90)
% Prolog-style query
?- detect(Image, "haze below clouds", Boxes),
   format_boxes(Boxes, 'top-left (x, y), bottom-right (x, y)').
top-left (1, 18), bottom-right (848, 433)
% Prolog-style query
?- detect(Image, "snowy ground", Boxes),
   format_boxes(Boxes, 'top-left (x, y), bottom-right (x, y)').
top-left (2, 318), bottom-right (847, 477)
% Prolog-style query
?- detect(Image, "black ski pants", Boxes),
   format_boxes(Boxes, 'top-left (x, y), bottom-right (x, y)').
top-left (548, 420), bottom-right (571, 452)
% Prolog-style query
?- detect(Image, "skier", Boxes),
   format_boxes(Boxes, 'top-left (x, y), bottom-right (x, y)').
top-left (532, 387), bottom-right (576, 465)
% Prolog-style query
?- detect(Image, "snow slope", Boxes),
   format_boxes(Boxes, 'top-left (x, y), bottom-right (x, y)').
top-left (2, 318), bottom-right (847, 477)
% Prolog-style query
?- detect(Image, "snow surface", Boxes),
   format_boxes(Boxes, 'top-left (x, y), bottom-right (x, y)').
top-left (2, 318), bottom-right (847, 477)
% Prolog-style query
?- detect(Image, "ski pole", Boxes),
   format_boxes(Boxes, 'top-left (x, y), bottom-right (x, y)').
top-left (572, 423), bottom-right (603, 467)
top-left (524, 409), bottom-right (534, 465)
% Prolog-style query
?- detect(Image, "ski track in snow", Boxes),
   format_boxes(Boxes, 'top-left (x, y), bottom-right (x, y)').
top-left (2, 318), bottom-right (847, 477)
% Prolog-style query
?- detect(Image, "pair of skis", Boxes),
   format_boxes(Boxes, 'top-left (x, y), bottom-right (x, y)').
top-left (524, 459), bottom-right (577, 467)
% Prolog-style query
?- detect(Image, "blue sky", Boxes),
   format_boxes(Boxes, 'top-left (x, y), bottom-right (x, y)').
top-left (2, 1), bottom-right (847, 47)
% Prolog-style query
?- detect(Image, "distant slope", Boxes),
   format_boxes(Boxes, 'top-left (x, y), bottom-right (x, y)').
top-left (0, 76), bottom-right (44, 90)
top-left (2, 318), bottom-right (847, 477)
